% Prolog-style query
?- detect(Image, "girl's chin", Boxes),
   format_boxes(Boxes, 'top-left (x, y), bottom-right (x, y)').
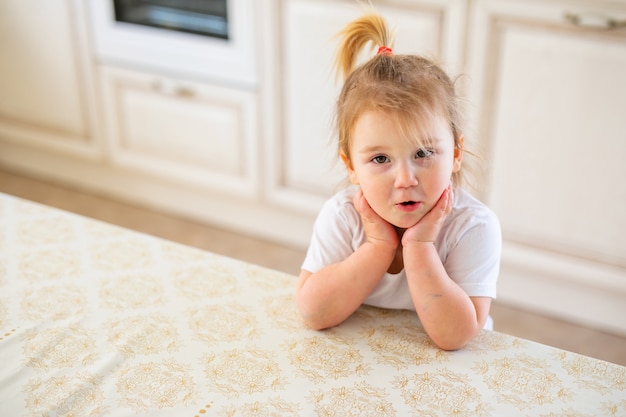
top-left (394, 222), bottom-right (419, 231)
top-left (387, 217), bottom-right (421, 230)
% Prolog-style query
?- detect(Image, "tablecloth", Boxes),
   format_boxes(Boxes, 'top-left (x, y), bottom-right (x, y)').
top-left (0, 193), bottom-right (624, 416)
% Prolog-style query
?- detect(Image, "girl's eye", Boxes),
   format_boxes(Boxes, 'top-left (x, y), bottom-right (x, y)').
top-left (371, 155), bottom-right (389, 164)
top-left (416, 148), bottom-right (434, 159)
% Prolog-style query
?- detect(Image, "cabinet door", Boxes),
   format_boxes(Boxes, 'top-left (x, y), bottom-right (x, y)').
top-left (466, 0), bottom-right (626, 334)
top-left (0, 0), bottom-right (99, 157)
top-left (263, 0), bottom-right (467, 215)
top-left (98, 66), bottom-right (259, 198)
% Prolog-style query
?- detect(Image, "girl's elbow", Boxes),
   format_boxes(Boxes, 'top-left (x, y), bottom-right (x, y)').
top-left (298, 309), bottom-right (335, 331)
top-left (295, 294), bottom-right (333, 330)
top-left (432, 337), bottom-right (468, 351)
top-left (429, 327), bottom-right (479, 351)
top-left (302, 315), bottom-right (332, 331)
top-left (298, 305), bottom-right (347, 331)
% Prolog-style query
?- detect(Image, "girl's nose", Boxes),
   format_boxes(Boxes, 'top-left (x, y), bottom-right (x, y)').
top-left (394, 162), bottom-right (418, 188)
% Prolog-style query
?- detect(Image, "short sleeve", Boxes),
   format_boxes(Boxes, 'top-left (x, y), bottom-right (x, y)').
top-left (442, 208), bottom-right (501, 299)
top-left (301, 191), bottom-right (363, 273)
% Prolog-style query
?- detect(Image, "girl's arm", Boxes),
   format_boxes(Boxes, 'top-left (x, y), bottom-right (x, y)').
top-left (296, 241), bottom-right (395, 330)
top-left (403, 241), bottom-right (491, 350)
top-left (296, 189), bottom-right (398, 330)
top-left (402, 187), bottom-right (490, 350)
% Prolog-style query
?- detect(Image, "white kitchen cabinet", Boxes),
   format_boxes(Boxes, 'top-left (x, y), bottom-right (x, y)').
top-left (465, 0), bottom-right (626, 334)
top-left (0, 0), bottom-right (100, 158)
top-left (98, 66), bottom-right (259, 198)
top-left (262, 0), bottom-right (468, 215)
top-left (91, 63), bottom-right (313, 243)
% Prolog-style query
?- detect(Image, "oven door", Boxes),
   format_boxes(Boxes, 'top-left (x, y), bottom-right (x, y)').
top-left (112, 0), bottom-right (229, 40)
top-left (88, 0), bottom-right (257, 89)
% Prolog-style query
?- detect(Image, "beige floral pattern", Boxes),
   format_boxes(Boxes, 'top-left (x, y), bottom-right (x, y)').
top-left (474, 354), bottom-right (568, 408)
top-left (99, 272), bottom-right (164, 310)
top-left (115, 359), bottom-right (197, 411)
top-left (284, 335), bottom-right (371, 383)
top-left (361, 323), bottom-right (448, 369)
top-left (219, 397), bottom-right (301, 417)
top-left (203, 347), bottom-right (285, 396)
top-left (393, 370), bottom-right (491, 417)
top-left (15, 214), bottom-right (76, 247)
top-left (557, 350), bottom-right (626, 393)
top-left (465, 328), bottom-right (529, 353)
top-left (173, 263), bottom-right (238, 301)
top-left (308, 382), bottom-right (396, 417)
top-left (107, 314), bottom-right (180, 357)
top-left (21, 284), bottom-right (87, 321)
top-left (24, 372), bottom-right (106, 417)
top-left (23, 324), bottom-right (96, 372)
top-left (160, 240), bottom-right (213, 264)
top-left (188, 303), bottom-right (260, 343)
top-left (0, 193), bottom-right (624, 417)
top-left (18, 247), bottom-right (83, 282)
top-left (263, 294), bottom-right (303, 330)
top-left (90, 237), bottom-right (156, 273)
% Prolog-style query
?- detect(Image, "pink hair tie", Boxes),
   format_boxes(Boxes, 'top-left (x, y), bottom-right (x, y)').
top-left (377, 46), bottom-right (393, 56)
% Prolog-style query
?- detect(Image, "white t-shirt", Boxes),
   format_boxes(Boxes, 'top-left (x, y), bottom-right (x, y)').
top-left (301, 185), bottom-right (501, 328)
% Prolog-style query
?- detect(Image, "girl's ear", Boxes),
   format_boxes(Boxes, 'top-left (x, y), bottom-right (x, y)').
top-left (452, 135), bottom-right (464, 173)
top-left (340, 152), bottom-right (359, 184)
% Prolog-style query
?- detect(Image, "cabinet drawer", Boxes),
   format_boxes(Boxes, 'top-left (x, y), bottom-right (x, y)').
top-left (99, 66), bottom-right (258, 197)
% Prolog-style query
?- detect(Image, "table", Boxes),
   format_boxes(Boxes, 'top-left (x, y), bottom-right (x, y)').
top-left (0, 192), bottom-right (624, 416)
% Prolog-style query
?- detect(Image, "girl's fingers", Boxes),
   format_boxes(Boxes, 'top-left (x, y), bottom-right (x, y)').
top-left (435, 187), bottom-right (450, 214)
top-left (422, 186), bottom-right (452, 225)
top-left (353, 189), bottom-right (365, 214)
top-left (354, 189), bottom-right (375, 219)
top-left (445, 185), bottom-right (454, 214)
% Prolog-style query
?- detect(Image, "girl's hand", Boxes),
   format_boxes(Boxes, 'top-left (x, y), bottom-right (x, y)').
top-left (402, 184), bottom-right (453, 246)
top-left (353, 188), bottom-right (399, 250)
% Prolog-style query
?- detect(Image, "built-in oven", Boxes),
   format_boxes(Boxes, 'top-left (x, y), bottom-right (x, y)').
top-left (88, 0), bottom-right (256, 88)
top-left (113, 0), bottom-right (229, 40)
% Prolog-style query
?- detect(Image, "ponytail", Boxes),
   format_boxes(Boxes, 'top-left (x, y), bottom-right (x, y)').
top-left (334, 14), bottom-right (393, 81)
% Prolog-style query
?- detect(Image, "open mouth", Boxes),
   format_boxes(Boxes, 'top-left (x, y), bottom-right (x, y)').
top-left (396, 200), bottom-right (421, 212)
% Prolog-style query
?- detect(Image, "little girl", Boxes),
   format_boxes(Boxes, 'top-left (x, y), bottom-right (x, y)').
top-left (295, 13), bottom-right (501, 351)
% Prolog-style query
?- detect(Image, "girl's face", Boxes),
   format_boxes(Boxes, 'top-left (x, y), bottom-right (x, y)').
top-left (342, 110), bottom-right (463, 229)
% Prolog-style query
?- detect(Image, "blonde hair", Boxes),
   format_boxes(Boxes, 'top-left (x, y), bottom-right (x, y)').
top-left (333, 13), bottom-right (478, 189)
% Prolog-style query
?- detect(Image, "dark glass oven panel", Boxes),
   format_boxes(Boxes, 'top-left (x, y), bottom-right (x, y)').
top-left (113, 0), bottom-right (228, 40)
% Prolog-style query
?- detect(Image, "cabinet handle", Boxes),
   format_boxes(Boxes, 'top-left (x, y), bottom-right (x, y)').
top-left (564, 12), bottom-right (626, 30)
top-left (151, 80), bottom-right (195, 98)
top-left (174, 86), bottom-right (195, 98)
